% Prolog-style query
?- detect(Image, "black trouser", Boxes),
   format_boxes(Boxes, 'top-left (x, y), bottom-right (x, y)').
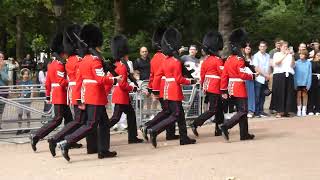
top-left (65, 105), bottom-right (110, 153)
top-left (193, 93), bottom-right (224, 131)
top-left (307, 76), bottom-right (320, 113)
top-left (51, 105), bottom-right (84, 142)
top-left (109, 103), bottom-right (138, 141)
top-left (149, 100), bottom-right (188, 140)
top-left (35, 104), bottom-right (73, 139)
top-left (144, 98), bottom-right (176, 137)
top-left (223, 97), bottom-right (250, 138)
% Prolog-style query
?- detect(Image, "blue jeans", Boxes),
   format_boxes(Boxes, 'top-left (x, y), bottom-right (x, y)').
top-left (245, 80), bottom-right (255, 113)
top-left (254, 81), bottom-right (267, 115)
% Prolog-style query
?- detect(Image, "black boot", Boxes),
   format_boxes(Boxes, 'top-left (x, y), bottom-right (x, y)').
top-left (48, 138), bottom-right (57, 157)
top-left (30, 134), bottom-right (39, 152)
top-left (149, 130), bottom-right (157, 148)
top-left (58, 140), bottom-right (70, 162)
top-left (240, 133), bottom-right (255, 141)
top-left (214, 127), bottom-right (222, 136)
top-left (219, 124), bottom-right (229, 141)
top-left (180, 136), bottom-right (196, 145)
top-left (98, 151), bottom-right (117, 159)
top-left (16, 130), bottom-right (23, 135)
top-left (128, 137), bottom-right (144, 144)
top-left (141, 126), bottom-right (149, 142)
top-left (166, 135), bottom-right (179, 140)
top-left (69, 143), bottom-right (83, 149)
top-left (190, 123), bottom-right (199, 137)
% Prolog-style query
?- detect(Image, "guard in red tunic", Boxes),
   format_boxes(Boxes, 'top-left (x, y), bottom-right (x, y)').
top-left (47, 24), bottom-right (85, 157)
top-left (141, 27), bottom-right (178, 141)
top-left (147, 27), bottom-right (196, 148)
top-left (219, 28), bottom-right (256, 141)
top-left (30, 33), bottom-right (73, 152)
top-left (108, 35), bottom-right (143, 144)
top-left (190, 31), bottom-right (225, 137)
top-left (58, 24), bottom-right (119, 161)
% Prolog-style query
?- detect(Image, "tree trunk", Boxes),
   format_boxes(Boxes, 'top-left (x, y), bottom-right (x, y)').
top-left (218, 0), bottom-right (233, 58)
top-left (16, 15), bottom-right (23, 62)
top-left (114, 0), bottom-right (125, 34)
top-left (0, 26), bottom-right (7, 52)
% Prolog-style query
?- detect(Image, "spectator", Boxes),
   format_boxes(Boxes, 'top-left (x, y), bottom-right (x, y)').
top-left (0, 52), bottom-right (9, 129)
top-left (309, 39), bottom-right (320, 58)
top-left (294, 50), bottom-right (312, 117)
top-left (21, 54), bottom-right (35, 72)
top-left (134, 47), bottom-right (150, 81)
top-left (181, 45), bottom-right (200, 78)
top-left (16, 68), bottom-right (33, 135)
top-left (6, 57), bottom-right (19, 85)
top-left (253, 41), bottom-right (271, 118)
top-left (270, 41), bottom-right (296, 118)
top-left (243, 44), bottom-right (256, 118)
top-left (269, 38), bottom-right (282, 60)
top-left (307, 51), bottom-right (320, 115)
top-left (294, 43), bottom-right (307, 60)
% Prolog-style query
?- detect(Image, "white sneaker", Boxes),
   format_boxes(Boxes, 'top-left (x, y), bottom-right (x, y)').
top-left (308, 112), bottom-right (314, 116)
top-left (297, 111), bottom-right (302, 117)
top-left (302, 111), bottom-right (307, 117)
top-left (316, 113), bottom-right (320, 116)
top-left (247, 113), bottom-right (253, 118)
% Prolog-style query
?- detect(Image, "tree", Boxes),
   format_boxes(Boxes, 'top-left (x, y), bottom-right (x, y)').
top-left (218, 0), bottom-right (233, 58)
top-left (114, 0), bottom-right (125, 34)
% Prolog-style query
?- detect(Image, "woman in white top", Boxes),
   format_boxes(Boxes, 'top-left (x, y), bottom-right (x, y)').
top-left (270, 41), bottom-right (296, 118)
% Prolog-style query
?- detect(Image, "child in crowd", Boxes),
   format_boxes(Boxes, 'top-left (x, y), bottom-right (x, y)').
top-left (16, 68), bottom-right (33, 135)
top-left (294, 50), bottom-right (312, 116)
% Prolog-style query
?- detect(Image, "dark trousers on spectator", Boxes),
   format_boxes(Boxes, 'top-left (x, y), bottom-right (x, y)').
top-left (223, 97), bottom-right (250, 138)
top-left (307, 76), bottom-right (320, 113)
top-left (149, 101), bottom-right (189, 140)
top-left (144, 98), bottom-right (176, 137)
top-left (109, 103), bottom-right (139, 141)
top-left (254, 81), bottom-right (267, 116)
top-left (193, 93), bottom-right (224, 131)
top-left (35, 104), bottom-right (73, 139)
top-left (65, 105), bottom-right (110, 153)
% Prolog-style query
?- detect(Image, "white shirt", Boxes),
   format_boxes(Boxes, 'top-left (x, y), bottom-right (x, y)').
top-left (253, 51), bottom-right (270, 84)
top-left (273, 52), bottom-right (295, 75)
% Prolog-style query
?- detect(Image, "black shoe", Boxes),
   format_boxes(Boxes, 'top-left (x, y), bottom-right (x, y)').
top-left (69, 143), bottom-right (83, 149)
top-left (48, 139), bottom-right (56, 157)
top-left (166, 135), bottom-right (179, 140)
top-left (190, 123), bottom-right (199, 137)
top-left (141, 126), bottom-right (149, 142)
top-left (16, 130), bottom-right (23, 135)
top-left (214, 129), bottom-right (222, 136)
top-left (98, 151), bottom-right (117, 159)
top-left (240, 134), bottom-right (255, 141)
top-left (23, 130), bottom-right (31, 134)
top-left (87, 149), bottom-right (98, 154)
top-left (219, 124), bottom-right (229, 141)
top-left (128, 138), bottom-right (144, 144)
top-left (30, 134), bottom-right (38, 152)
top-left (180, 137), bottom-right (196, 145)
top-left (149, 130), bottom-right (157, 148)
top-left (58, 140), bottom-right (70, 162)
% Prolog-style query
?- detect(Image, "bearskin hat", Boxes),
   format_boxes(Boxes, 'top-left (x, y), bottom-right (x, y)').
top-left (202, 31), bottom-right (223, 55)
top-left (80, 24), bottom-right (103, 48)
top-left (50, 32), bottom-right (64, 54)
top-left (152, 27), bottom-right (167, 51)
top-left (110, 34), bottom-right (129, 60)
top-left (63, 24), bottom-right (81, 56)
top-left (229, 28), bottom-right (248, 55)
top-left (161, 27), bottom-right (182, 56)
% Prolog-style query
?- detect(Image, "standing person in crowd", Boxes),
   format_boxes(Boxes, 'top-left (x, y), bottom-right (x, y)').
top-left (16, 68), bottom-right (33, 135)
top-left (270, 41), bottom-right (296, 118)
top-left (309, 39), bottom-right (320, 58)
top-left (181, 45), bottom-right (200, 78)
top-left (243, 43), bottom-right (255, 118)
top-left (108, 35), bottom-right (143, 144)
top-left (190, 31), bottom-right (224, 137)
top-left (219, 28), bottom-right (255, 141)
top-left (142, 27), bottom-right (178, 141)
top-left (253, 41), bottom-right (271, 118)
top-left (294, 43), bottom-right (307, 60)
top-left (21, 54), bottom-right (34, 71)
top-left (269, 38), bottom-right (282, 60)
top-left (7, 57), bottom-right (19, 85)
top-left (134, 47), bottom-right (150, 81)
top-left (294, 50), bottom-right (312, 116)
top-left (0, 51), bottom-right (9, 129)
top-left (30, 33), bottom-right (74, 152)
top-left (148, 27), bottom-right (197, 148)
top-left (307, 51), bottom-right (320, 115)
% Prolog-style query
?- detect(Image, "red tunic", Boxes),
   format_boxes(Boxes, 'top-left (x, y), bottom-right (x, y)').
top-left (111, 61), bottom-right (134, 105)
top-left (65, 55), bottom-right (81, 105)
top-left (75, 54), bottom-right (114, 105)
top-left (148, 52), bottom-right (166, 98)
top-left (45, 59), bottom-right (68, 104)
top-left (153, 56), bottom-right (191, 101)
top-left (220, 55), bottom-right (253, 98)
top-left (200, 55), bottom-right (224, 95)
